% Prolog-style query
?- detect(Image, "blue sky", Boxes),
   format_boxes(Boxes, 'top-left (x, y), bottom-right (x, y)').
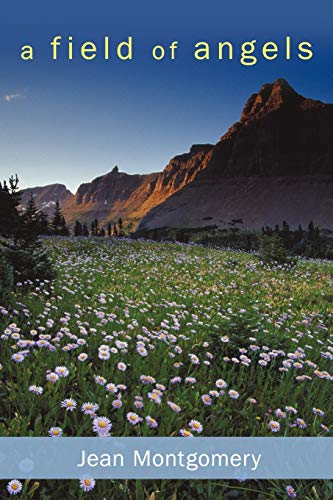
top-left (0, 0), bottom-right (332, 193)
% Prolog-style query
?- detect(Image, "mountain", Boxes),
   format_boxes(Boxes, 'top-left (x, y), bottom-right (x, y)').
top-left (21, 79), bottom-right (333, 231)
top-left (139, 79), bottom-right (333, 230)
top-left (61, 166), bottom-right (158, 229)
top-left (19, 184), bottom-right (73, 216)
top-left (21, 145), bottom-right (213, 229)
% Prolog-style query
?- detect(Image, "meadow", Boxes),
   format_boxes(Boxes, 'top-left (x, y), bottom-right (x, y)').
top-left (0, 237), bottom-right (332, 499)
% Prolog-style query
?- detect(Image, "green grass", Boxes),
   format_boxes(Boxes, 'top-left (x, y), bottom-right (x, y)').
top-left (0, 237), bottom-right (332, 498)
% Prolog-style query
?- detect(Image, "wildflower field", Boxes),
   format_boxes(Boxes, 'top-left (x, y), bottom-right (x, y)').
top-left (0, 238), bottom-right (332, 499)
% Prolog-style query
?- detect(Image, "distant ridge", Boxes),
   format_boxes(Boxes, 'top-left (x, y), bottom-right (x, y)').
top-left (22, 79), bottom-right (333, 230)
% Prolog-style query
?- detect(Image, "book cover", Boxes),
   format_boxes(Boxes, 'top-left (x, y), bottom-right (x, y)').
top-left (0, 0), bottom-right (332, 498)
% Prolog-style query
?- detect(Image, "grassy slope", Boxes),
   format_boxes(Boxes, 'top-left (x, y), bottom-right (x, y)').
top-left (0, 238), bottom-right (332, 498)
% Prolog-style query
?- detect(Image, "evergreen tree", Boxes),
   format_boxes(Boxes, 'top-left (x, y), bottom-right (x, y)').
top-left (51, 200), bottom-right (63, 235)
top-left (91, 219), bottom-right (99, 236)
top-left (82, 224), bottom-right (89, 237)
top-left (118, 218), bottom-right (125, 237)
top-left (23, 195), bottom-right (42, 241)
top-left (100, 228), bottom-right (106, 237)
top-left (308, 221), bottom-right (315, 239)
top-left (107, 223), bottom-right (112, 237)
top-left (37, 211), bottom-right (50, 235)
top-left (25, 195), bottom-right (38, 224)
top-left (23, 196), bottom-right (50, 236)
top-left (0, 254), bottom-right (14, 305)
top-left (260, 235), bottom-right (290, 265)
top-left (61, 216), bottom-right (70, 236)
top-left (51, 201), bottom-right (69, 236)
top-left (74, 221), bottom-right (83, 237)
top-left (281, 220), bottom-right (292, 248)
top-left (0, 175), bottom-right (21, 238)
top-left (113, 223), bottom-right (118, 237)
top-left (295, 224), bottom-right (304, 245)
top-left (0, 176), bottom-right (56, 286)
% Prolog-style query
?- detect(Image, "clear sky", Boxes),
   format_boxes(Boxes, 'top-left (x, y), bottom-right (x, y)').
top-left (0, 0), bottom-right (332, 193)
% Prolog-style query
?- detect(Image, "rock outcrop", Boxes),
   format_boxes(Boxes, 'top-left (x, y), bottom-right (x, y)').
top-left (139, 79), bottom-right (333, 230)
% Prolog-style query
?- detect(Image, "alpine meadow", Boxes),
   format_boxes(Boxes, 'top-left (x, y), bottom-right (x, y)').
top-left (0, 236), bottom-right (332, 498)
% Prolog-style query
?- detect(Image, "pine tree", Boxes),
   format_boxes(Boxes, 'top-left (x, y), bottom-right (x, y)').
top-left (295, 224), bottom-right (304, 245)
top-left (24, 196), bottom-right (50, 237)
top-left (107, 223), bottom-right (112, 237)
top-left (308, 221), bottom-right (315, 239)
top-left (51, 200), bottom-right (69, 236)
top-left (281, 220), bottom-right (291, 249)
top-left (91, 219), bottom-right (99, 236)
top-left (260, 235), bottom-right (290, 265)
top-left (0, 176), bottom-right (56, 286)
top-left (37, 211), bottom-right (50, 235)
top-left (82, 224), bottom-right (89, 237)
top-left (0, 253), bottom-right (14, 305)
top-left (60, 216), bottom-right (70, 236)
top-left (51, 200), bottom-right (63, 235)
top-left (0, 175), bottom-right (21, 238)
top-left (25, 195), bottom-right (38, 224)
top-left (74, 221), bottom-right (83, 237)
top-left (23, 195), bottom-right (41, 242)
top-left (94, 219), bottom-right (99, 236)
top-left (118, 218), bottom-right (125, 237)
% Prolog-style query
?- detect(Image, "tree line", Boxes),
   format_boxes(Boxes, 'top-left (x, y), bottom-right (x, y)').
top-left (22, 194), bottom-right (126, 239)
top-left (136, 219), bottom-right (333, 262)
top-left (0, 175), bottom-right (128, 305)
top-left (260, 220), bottom-right (331, 260)
top-left (74, 218), bottom-right (125, 238)
top-left (0, 176), bottom-right (56, 305)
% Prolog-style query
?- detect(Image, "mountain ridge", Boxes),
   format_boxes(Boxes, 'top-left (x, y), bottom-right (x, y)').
top-left (21, 79), bottom-right (333, 230)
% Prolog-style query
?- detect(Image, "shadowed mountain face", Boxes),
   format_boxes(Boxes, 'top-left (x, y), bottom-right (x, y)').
top-left (139, 79), bottom-right (333, 230)
top-left (21, 79), bottom-right (333, 230)
top-left (203, 78), bottom-right (333, 178)
top-left (19, 184), bottom-right (73, 216)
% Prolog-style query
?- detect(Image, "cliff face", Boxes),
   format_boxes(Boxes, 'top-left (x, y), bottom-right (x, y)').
top-left (22, 79), bottom-right (333, 231)
top-left (139, 79), bottom-right (333, 229)
top-left (204, 78), bottom-right (333, 178)
top-left (19, 184), bottom-right (73, 216)
top-left (61, 167), bottom-right (159, 228)
top-left (128, 144), bottom-right (213, 221)
top-left (61, 145), bottom-right (213, 228)
top-left (22, 145), bottom-right (213, 229)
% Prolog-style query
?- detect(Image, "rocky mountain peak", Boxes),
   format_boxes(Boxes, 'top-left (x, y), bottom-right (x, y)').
top-left (240, 78), bottom-right (301, 123)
